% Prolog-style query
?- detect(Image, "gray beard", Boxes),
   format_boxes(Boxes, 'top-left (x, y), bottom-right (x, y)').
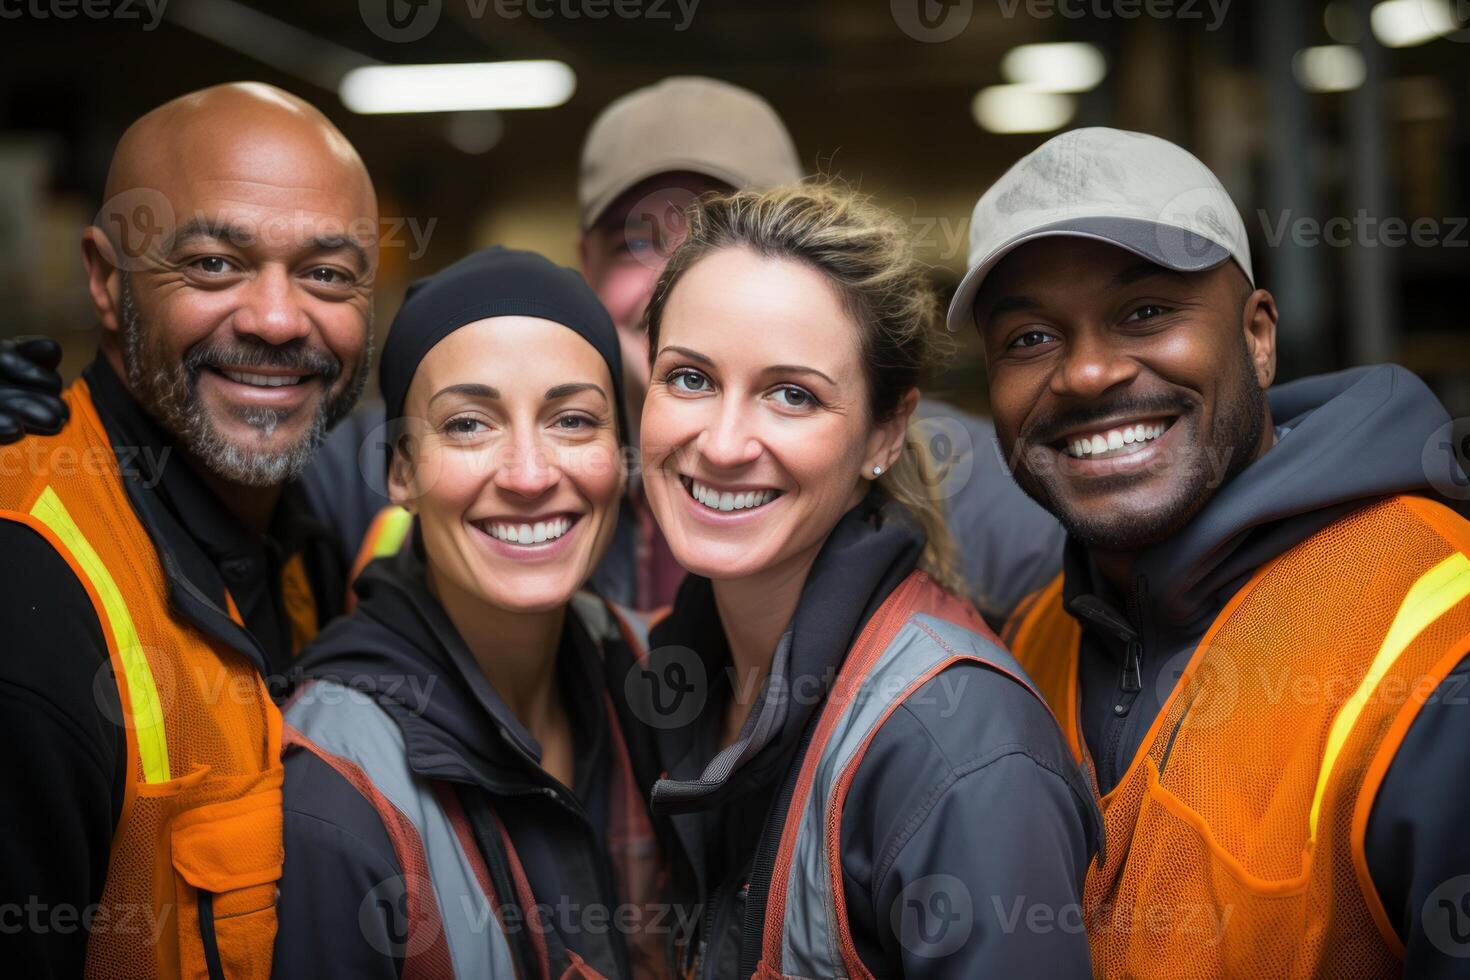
top-left (118, 278), bottom-right (369, 488)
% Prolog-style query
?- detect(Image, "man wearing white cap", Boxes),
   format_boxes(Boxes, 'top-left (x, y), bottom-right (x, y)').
top-left (951, 127), bottom-right (1470, 976)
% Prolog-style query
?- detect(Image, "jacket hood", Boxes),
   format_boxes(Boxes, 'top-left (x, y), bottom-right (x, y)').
top-left (292, 543), bottom-right (605, 794)
top-left (1072, 364), bottom-right (1453, 632)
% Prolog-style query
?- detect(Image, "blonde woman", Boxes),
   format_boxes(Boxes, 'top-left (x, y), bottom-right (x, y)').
top-left (632, 185), bottom-right (1099, 978)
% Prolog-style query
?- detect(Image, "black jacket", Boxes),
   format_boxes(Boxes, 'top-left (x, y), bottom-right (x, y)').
top-left (640, 496), bottom-right (1098, 979)
top-left (272, 543), bottom-right (676, 979)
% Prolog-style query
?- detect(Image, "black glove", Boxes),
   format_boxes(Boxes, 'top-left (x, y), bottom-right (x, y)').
top-left (0, 337), bottom-right (68, 444)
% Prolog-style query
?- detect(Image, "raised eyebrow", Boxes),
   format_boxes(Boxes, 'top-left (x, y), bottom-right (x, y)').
top-left (306, 234), bottom-right (369, 272)
top-left (654, 345), bottom-right (714, 367)
top-left (760, 364), bottom-right (836, 386)
top-left (168, 217), bottom-right (249, 252)
top-left (981, 295), bottom-right (1040, 326)
top-left (429, 382), bottom-right (500, 407)
top-left (167, 221), bottom-right (369, 271)
top-left (544, 382), bottom-right (608, 403)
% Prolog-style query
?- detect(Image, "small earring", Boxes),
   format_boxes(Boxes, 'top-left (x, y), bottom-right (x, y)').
top-left (872, 465), bottom-right (883, 476)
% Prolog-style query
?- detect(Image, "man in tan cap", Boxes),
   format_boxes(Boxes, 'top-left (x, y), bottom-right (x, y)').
top-left (578, 75), bottom-right (803, 419)
top-left (573, 76), bottom-right (806, 608)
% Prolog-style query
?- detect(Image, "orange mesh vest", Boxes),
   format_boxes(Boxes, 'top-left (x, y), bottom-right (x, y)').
top-left (0, 380), bottom-right (286, 980)
top-left (1005, 494), bottom-right (1470, 978)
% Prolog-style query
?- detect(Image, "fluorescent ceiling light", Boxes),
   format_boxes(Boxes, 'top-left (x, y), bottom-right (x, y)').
top-left (1292, 45), bottom-right (1367, 92)
top-left (1001, 43), bottom-right (1107, 93)
top-left (340, 61), bottom-right (577, 114)
top-left (1369, 0), bottom-right (1458, 47)
top-left (973, 86), bottom-right (1077, 134)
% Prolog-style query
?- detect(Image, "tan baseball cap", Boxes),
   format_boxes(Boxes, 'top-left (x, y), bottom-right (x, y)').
top-left (946, 128), bottom-right (1254, 333)
top-left (578, 76), bottom-right (803, 230)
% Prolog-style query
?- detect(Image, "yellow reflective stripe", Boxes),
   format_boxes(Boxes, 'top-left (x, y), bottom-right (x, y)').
top-left (1309, 551), bottom-right (1470, 838)
top-left (372, 506), bottom-right (413, 559)
top-left (30, 486), bottom-right (171, 783)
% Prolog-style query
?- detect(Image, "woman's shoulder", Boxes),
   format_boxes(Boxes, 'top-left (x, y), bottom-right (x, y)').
top-left (852, 599), bottom-right (1084, 800)
top-left (282, 738), bottom-right (400, 867)
top-left (839, 652), bottom-right (1099, 884)
top-left (281, 680), bottom-right (431, 838)
top-left (884, 654), bottom-right (1072, 776)
top-left (871, 589), bottom-right (1056, 744)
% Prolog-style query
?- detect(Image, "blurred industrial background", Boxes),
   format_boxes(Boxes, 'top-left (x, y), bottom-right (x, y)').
top-left (1, 0), bottom-right (1467, 415)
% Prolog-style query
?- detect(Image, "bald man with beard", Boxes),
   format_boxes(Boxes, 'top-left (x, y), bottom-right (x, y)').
top-left (0, 83), bottom-right (376, 979)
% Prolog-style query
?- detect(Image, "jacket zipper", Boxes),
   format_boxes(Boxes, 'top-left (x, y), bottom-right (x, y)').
top-left (692, 877), bottom-right (723, 979)
top-left (1098, 576), bottom-right (1147, 790)
top-left (736, 714), bottom-right (820, 979)
top-left (736, 576), bottom-right (918, 978)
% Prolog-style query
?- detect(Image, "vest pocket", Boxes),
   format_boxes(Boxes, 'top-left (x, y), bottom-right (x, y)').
top-left (170, 781), bottom-right (284, 980)
top-left (1106, 760), bottom-right (1317, 978)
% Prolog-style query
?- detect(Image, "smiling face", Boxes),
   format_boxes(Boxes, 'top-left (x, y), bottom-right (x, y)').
top-left (978, 237), bottom-right (1277, 554)
top-left (389, 316), bottom-right (624, 615)
top-left (86, 85), bottom-right (378, 487)
top-left (641, 246), bottom-right (902, 583)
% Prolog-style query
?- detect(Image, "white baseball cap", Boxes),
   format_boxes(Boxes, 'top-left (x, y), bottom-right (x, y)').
top-left (946, 127), bottom-right (1254, 333)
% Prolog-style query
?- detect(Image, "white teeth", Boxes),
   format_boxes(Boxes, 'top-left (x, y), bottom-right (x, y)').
top-left (1064, 421), bottom-right (1172, 459)
top-left (484, 517), bottom-right (572, 545)
top-left (688, 479), bottom-right (778, 512)
top-left (222, 370), bottom-right (304, 388)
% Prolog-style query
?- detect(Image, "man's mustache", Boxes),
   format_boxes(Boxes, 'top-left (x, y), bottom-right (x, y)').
top-left (1022, 392), bottom-right (1194, 446)
top-left (183, 338), bottom-right (342, 384)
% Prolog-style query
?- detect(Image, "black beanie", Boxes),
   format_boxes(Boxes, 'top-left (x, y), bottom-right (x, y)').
top-left (379, 246), bottom-right (628, 443)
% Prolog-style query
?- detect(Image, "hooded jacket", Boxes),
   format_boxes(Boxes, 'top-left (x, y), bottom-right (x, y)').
top-left (1044, 364), bottom-right (1470, 971)
top-left (271, 544), bottom-right (677, 979)
top-left (640, 494), bottom-right (1099, 979)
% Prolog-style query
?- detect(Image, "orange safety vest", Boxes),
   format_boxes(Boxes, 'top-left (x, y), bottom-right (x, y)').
top-left (0, 379), bottom-right (287, 980)
top-left (1004, 494), bottom-right (1470, 978)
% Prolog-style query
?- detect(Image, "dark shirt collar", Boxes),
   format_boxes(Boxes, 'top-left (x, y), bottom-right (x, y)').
top-left (81, 354), bottom-right (336, 674)
top-left (327, 543), bottom-right (608, 797)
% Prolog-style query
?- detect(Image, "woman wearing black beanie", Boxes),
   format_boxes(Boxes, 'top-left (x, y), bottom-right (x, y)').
top-left (272, 248), bottom-right (676, 980)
